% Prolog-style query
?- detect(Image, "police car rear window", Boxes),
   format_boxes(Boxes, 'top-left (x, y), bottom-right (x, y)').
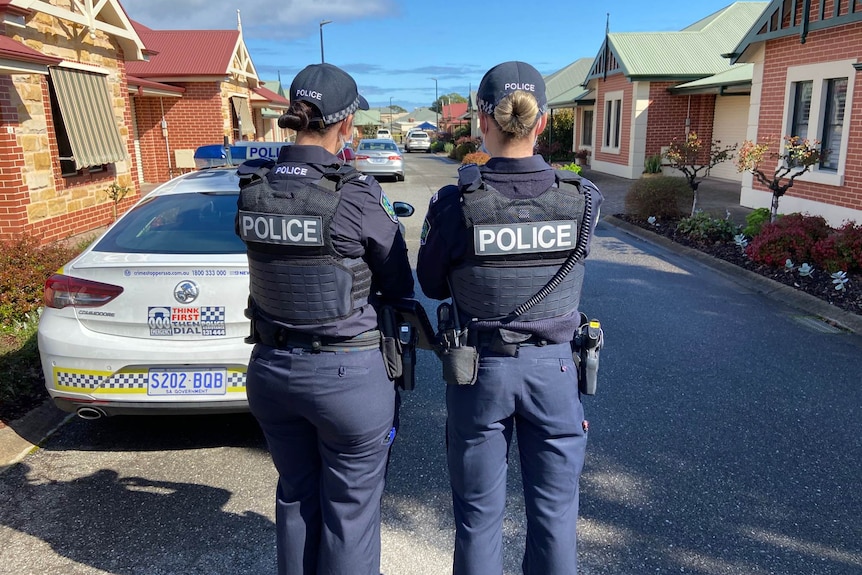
top-left (410, 133), bottom-right (428, 139)
top-left (94, 193), bottom-right (246, 255)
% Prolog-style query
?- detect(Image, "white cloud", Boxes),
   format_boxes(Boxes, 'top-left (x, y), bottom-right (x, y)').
top-left (121, 0), bottom-right (399, 39)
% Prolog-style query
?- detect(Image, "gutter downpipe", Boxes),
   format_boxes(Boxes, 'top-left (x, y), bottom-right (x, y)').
top-left (159, 97), bottom-right (173, 179)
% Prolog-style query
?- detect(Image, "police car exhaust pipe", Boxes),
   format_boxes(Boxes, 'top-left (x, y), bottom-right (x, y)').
top-left (76, 407), bottom-right (105, 420)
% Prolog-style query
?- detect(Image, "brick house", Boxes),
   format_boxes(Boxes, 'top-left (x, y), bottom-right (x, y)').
top-left (126, 21), bottom-right (288, 184)
top-left (0, 0), bottom-right (287, 244)
top-left (727, 0), bottom-right (862, 226)
top-left (0, 0), bottom-right (146, 244)
top-left (577, 2), bottom-right (768, 181)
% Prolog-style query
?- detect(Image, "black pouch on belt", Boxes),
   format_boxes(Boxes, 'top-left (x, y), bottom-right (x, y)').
top-left (379, 305), bottom-right (403, 380)
top-left (441, 344), bottom-right (478, 385)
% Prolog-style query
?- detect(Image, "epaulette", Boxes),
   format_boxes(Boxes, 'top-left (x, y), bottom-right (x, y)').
top-left (318, 163), bottom-right (364, 192)
top-left (237, 158), bottom-right (275, 187)
top-left (457, 163), bottom-right (484, 193)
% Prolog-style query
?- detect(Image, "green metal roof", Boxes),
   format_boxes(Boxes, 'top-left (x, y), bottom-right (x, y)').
top-left (594, 2), bottom-right (768, 80)
top-left (670, 63), bottom-right (753, 94)
top-left (545, 58), bottom-right (593, 108)
top-left (353, 109), bottom-right (382, 126)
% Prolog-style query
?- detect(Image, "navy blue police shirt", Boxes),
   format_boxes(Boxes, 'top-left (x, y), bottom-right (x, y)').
top-left (246, 144), bottom-right (414, 338)
top-left (416, 155), bottom-right (603, 343)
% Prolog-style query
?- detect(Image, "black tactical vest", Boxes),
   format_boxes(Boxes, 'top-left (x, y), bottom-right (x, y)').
top-left (449, 164), bottom-right (586, 322)
top-left (237, 164), bottom-right (372, 325)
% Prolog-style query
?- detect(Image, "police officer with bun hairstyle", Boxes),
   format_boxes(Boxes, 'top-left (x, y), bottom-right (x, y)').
top-left (236, 63), bottom-right (414, 575)
top-left (417, 61), bottom-right (603, 575)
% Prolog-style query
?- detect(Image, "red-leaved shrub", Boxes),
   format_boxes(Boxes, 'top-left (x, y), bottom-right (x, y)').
top-left (811, 222), bottom-right (862, 273)
top-left (745, 213), bottom-right (831, 267)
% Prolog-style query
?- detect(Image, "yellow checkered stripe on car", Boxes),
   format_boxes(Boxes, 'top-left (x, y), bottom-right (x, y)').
top-left (53, 368), bottom-right (247, 394)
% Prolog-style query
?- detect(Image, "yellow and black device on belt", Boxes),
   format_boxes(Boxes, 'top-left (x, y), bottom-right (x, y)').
top-left (572, 314), bottom-right (603, 395)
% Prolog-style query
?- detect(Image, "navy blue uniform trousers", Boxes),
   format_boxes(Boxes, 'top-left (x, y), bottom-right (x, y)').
top-left (246, 344), bottom-right (397, 575)
top-left (446, 341), bottom-right (587, 575)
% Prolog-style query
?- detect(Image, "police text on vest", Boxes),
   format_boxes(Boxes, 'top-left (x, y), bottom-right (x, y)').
top-left (239, 211), bottom-right (324, 246)
top-left (474, 221), bottom-right (577, 255)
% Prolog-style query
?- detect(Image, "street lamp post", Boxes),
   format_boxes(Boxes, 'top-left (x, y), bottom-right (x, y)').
top-left (389, 96), bottom-right (394, 133)
top-left (319, 20), bottom-right (332, 63)
top-left (430, 77), bottom-right (438, 131)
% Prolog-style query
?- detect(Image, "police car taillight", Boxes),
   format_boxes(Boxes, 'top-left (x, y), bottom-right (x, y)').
top-left (44, 274), bottom-right (124, 309)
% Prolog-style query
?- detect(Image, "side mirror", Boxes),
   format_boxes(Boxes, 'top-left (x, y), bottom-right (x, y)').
top-left (393, 201), bottom-right (414, 218)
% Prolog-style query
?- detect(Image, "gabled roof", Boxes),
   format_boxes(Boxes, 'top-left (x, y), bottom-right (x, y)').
top-left (442, 102), bottom-right (468, 120)
top-left (728, 0), bottom-right (862, 64)
top-left (127, 22), bottom-right (257, 82)
top-left (587, 2), bottom-right (768, 81)
top-left (7, 0), bottom-right (146, 60)
top-left (546, 58), bottom-right (593, 108)
top-left (354, 109), bottom-right (382, 126)
top-left (403, 107), bottom-right (439, 123)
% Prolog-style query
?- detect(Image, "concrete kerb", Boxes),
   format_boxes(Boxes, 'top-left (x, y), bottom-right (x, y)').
top-left (605, 216), bottom-right (862, 336)
top-left (0, 400), bottom-right (72, 474)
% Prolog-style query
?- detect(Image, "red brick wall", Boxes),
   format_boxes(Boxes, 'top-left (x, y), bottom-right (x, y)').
top-left (755, 20), bottom-right (862, 212)
top-left (0, 76), bottom-right (28, 243)
top-left (133, 82), bottom-right (225, 183)
top-left (646, 83), bottom-right (716, 163)
top-left (593, 74), bottom-right (631, 167)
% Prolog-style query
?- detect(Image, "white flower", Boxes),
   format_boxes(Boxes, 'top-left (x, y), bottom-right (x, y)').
top-left (734, 234), bottom-right (748, 249)
top-left (798, 263), bottom-right (814, 277)
top-left (647, 216), bottom-right (657, 226)
top-left (785, 258), bottom-right (795, 271)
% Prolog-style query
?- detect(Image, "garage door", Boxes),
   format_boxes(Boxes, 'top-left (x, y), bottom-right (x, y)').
top-left (709, 96), bottom-right (749, 182)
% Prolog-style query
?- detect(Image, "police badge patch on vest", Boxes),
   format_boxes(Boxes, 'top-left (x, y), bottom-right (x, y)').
top-left (238, 210), bottom-right (324, 245)
top-left (473, 220), bottom-right (577, 255)
top-left (380, 191), bottom-right (399, 223)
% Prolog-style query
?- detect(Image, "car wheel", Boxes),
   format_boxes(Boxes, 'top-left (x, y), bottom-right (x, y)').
top-left (396, 173), bottom-right (405, 182)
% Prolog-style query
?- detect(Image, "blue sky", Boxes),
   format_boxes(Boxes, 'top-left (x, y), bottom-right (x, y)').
top-left (119, 0), bottom-right (765, 111)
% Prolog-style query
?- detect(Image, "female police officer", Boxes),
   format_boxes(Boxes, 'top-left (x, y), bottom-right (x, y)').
top-left (417, 61), bottom-right (602, 575)
top-left (236, 63), bottom-right (414, 575)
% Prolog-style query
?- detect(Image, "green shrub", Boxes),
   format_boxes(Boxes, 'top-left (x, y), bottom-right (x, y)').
top-left (743, 207), bottom-right (771, 238)
top-left (557, 162), bottom-right (582, 175)
top-left (442, 142), bottom-right (454, 155)
top-left (0, 235), bottom-right (77, 326)
top-left (745, 213), bottom-right (831, 267)
top-left (643, 154), bottom-right (663, 174)
top-left (676, 211), bottom-right (740, 243)
top-left (624, 176), bottom-right (692, 219)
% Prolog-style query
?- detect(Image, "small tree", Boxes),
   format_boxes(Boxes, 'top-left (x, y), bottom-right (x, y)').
top-left (105, 182), bottom-right (130, 221)
top-left (663, 131), bottom-right (736, 217)
top-left (736, 136), bottom-right (822, 222)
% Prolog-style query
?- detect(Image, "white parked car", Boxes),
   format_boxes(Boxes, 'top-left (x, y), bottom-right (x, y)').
top-left (375, 128), bottom-right (392, 140)
top-left (37, 164), bottom-right (414, 419)
top-left (404, 130), bottom-right (431, 152)
top-left (355, 139), bottom-right (404, 181)
top-left (38, 168), bottom-right (253, 419)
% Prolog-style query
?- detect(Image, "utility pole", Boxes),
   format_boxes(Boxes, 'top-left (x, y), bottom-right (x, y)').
top-left (319, 20), bottom-right (332, 63)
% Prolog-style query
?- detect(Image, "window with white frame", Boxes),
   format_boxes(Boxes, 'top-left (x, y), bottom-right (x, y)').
top-left (783, 61), bottom-right (855, 186)
top-left (581, 109), bottom-right (593, 147)
top-left (602, 91), bottom-right (622, 152)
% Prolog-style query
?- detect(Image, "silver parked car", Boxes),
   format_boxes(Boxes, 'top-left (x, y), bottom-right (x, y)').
top-left (404, 130), bottom-right (431, 152)
top-left (355, 139), bottom-right (404, 181)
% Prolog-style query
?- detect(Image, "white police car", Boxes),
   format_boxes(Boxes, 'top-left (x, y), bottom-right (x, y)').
top-left (38, 162), bottom-right (414, 419)
top-left (37, 168), bottom-right (253, 419)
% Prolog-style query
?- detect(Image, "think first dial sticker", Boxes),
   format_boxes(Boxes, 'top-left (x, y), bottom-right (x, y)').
top-left (148, 306), bottom-right (226, 336)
